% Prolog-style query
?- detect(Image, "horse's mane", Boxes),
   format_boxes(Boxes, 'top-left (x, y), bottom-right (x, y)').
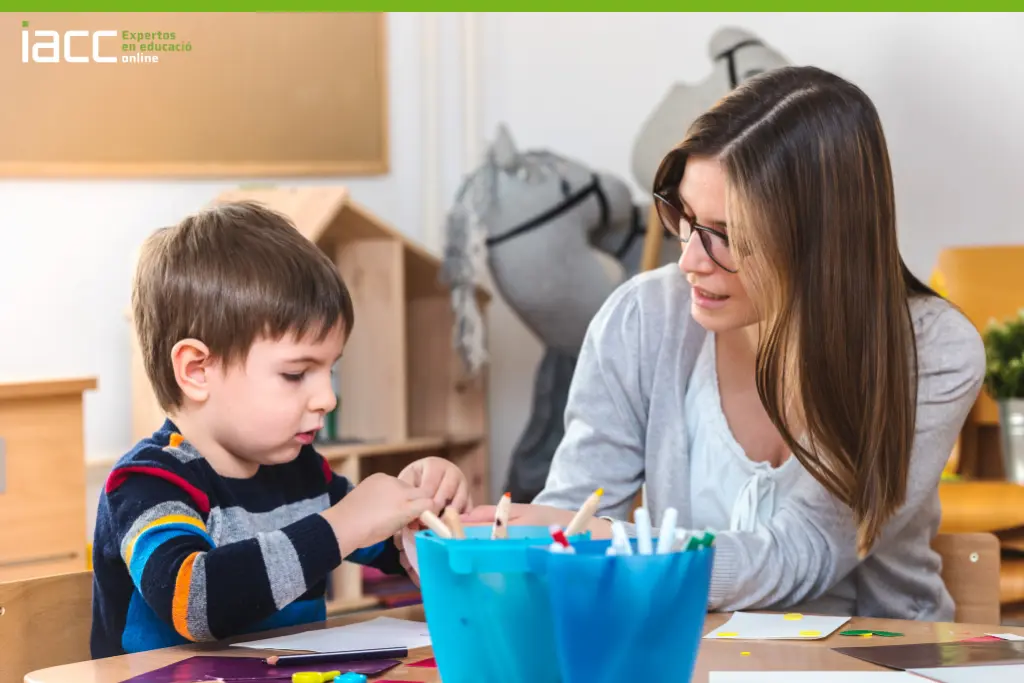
top-left (440, 146), bottom-right (572, 378)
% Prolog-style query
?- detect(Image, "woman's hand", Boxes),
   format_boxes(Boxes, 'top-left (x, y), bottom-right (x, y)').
top-left (461, 503), bottom-right (613, 539)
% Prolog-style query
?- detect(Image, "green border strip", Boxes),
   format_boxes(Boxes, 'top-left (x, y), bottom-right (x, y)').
top-left (10, 5), bottom-right (1020, 11)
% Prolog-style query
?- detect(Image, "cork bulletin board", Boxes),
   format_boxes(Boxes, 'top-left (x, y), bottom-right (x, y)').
top-left (0, 12), bottom-right (389, 178)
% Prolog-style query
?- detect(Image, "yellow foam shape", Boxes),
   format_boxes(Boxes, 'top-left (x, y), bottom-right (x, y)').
top-left (783, 613), bottom-right (803, 621)
top-left (741, 651), bottom-right (751, 656)
top-left (799, 630), bottom-right (821, 637)
top-left (861, 633), bottom-right (873, 639)
top-left (716, 632), bottom-right (739, 638)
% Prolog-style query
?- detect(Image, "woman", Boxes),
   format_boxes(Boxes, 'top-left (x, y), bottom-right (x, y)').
top-left (465, 65), bottom-right (984, 620)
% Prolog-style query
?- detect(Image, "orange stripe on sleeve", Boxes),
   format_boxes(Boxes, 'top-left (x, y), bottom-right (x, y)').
top-left (171, 551), bottom-right (200, 641)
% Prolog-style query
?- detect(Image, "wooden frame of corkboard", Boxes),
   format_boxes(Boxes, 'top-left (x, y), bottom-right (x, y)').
top-left (1, 12), bottom-right (389, 178)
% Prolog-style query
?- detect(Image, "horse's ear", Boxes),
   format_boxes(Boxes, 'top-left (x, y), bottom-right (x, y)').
top-left (490, 123), bottom-right (519, 169)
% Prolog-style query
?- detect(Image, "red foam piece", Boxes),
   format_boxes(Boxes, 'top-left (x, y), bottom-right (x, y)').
top-left (960, 635), bottom-right (1003, 642)
top-left (408, 657), bottom-right (437, 668)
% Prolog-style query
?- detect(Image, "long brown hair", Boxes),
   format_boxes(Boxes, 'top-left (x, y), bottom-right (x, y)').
top-left (653, 65), bottom-right (937, 556)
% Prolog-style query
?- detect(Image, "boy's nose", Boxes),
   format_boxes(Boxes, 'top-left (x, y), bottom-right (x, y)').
top-left (310, 385), bottom-right (338, 414)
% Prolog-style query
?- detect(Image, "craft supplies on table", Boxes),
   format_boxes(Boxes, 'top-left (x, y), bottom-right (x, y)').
top-left (704, 612), bottom-right (851, 641)
top-left (231, 616), bottom-right (430, 653)
top-left (414, 502), bottom-right (714, 683)
top-left (415, 524), bottom-right (588, 683)
top-left (114, 655), bottom-right (400, 683)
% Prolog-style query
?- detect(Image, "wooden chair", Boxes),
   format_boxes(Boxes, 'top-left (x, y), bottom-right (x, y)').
top-left (932, 532), bottom-right (1002, 624)
top-left (930, 246), bottom-right (1024, 618)
top-left (930, 245), bottom-right (1024, 479)
top-left (0, 570), bottom-right (93, 683)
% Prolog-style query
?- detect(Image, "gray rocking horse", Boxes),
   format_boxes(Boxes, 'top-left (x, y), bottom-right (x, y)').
top-left (439, 125), bottom-right (666, 503)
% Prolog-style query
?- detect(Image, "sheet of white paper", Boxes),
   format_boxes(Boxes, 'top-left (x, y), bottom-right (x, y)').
top-left (230, 617), bottom-right (432, 652)
top-left (909, 664), bottom-right (1024, 683)
top-left (703, 612), bottom-right (851, 640)
top-left (987, 633), bottom-right (1024, 641)
top-left (710, 673), bottom-right (920, 682)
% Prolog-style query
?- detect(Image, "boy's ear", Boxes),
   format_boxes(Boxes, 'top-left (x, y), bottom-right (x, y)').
top-left (171, 338), bottom-right (215, 403)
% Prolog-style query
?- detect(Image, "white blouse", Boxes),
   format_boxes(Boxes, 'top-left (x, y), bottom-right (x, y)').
top-left (684, 333), bottom-right (805, 533)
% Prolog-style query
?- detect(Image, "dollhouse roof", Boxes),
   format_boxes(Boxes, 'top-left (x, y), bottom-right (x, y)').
top-left (212, 185), bottom-right (490, 301)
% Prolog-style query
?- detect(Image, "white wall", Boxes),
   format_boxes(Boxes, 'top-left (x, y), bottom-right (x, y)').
top-left (2, 13), bottom-right (1023, 528)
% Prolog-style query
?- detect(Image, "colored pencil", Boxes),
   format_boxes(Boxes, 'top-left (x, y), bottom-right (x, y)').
top-left (442, 505), bottom-right (466, 539)
top-left (492, 492), bottom-right (511, 539)
top-left (264, 647), bottom-right (408, 666)
top-left (418, 510), bottom-right (453, 539)
top-left (565, 487), bottom-right (603, 536)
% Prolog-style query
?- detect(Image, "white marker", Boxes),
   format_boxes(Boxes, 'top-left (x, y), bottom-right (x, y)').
top-left (611, 520), bottom-right (633, 556)
top-left (655, 507), bottom-right (678, 555)
top-left (635, 508), bottom-right (653, 555)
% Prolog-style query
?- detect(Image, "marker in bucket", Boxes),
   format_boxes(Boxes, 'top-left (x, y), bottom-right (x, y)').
top-left (548, 524), bottom-right (576, 554)
top-left (610, 520), bottom-right (633, 556)
top-left (634, 507), bottom-right (653, 555)
top-left (565, 487), bottom-right (604, 536)
top-left (655, 507), bottom-right (678, 555)
top-left (492, 492), bottom-right (511, 539)
top-left (419, 510), bottom-right (453, 539)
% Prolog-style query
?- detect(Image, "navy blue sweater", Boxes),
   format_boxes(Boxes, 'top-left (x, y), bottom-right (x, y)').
top-left (90, 419), bottom-right (403, 658)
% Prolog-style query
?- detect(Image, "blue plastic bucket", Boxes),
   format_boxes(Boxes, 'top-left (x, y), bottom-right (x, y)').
top-left (416, 525), bottom-right (590, 683)
top-left (527, 538), bottom-right (714, 683)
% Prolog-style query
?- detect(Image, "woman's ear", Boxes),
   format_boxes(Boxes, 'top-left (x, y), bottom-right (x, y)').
top-left (171, 338), bottom-right (214, 404)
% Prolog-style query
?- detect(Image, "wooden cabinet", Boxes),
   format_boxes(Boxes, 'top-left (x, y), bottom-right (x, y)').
top-left (0, 378), bottom-right (96, 582)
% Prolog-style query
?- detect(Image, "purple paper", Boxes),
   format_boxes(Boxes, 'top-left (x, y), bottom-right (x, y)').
top-left (119, 655), bottom-right (401, 683)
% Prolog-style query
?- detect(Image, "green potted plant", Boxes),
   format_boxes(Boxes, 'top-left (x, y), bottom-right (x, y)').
top-left (983, 308), bottom-right (1024, 484)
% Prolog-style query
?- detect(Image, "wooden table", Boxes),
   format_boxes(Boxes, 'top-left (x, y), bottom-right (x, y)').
top-left (25, 605), bottom-right (1024, 683)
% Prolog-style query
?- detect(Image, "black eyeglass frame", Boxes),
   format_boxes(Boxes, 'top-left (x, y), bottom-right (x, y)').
top-left (652, 190), bottom-right (739, 274)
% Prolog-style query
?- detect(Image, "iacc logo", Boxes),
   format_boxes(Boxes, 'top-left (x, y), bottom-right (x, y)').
top-left (21, 21), bottom-right (118, 63)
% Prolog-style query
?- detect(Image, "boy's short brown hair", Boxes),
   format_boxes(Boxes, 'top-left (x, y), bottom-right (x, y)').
top-left (132, 200), bottom-right (354, 411)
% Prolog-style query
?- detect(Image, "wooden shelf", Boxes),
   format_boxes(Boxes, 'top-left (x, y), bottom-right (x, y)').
top-left (0, 377), bottom-right (96, 402)
top-left (0, 377), bottom-right (96, 583)
top-left (318, 435), bottom-right (483, 462)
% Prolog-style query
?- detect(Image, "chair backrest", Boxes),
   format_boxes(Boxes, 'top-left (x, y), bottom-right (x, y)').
top-left (930, 245), bottom-right (1024, 427)
top-left (932, 532), bottom-right (1001, 624)
top-left (0, 570), bottom-right (93, 683)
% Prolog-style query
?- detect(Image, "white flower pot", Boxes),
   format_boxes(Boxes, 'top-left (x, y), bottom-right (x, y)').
top-left (999, 398), bottom-right (1024, 485)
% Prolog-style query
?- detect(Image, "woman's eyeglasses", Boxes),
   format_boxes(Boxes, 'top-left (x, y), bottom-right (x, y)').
top-left (653, 191), bottom-right (738, 273)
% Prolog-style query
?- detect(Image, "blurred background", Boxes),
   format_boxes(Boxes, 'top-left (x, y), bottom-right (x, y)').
top-left (2, 11), bottom-right (1023, 622)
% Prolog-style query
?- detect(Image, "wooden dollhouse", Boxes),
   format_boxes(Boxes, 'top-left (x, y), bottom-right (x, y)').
top-left (129, 185), bottom-right (492, 615)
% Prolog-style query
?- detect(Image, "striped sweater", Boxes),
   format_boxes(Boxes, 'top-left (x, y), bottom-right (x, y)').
top-left (90, 419), bottom-right (402, 658)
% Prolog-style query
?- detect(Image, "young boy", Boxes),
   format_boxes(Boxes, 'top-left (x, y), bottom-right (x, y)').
top-left (91, 200), bottom-right (470, 658)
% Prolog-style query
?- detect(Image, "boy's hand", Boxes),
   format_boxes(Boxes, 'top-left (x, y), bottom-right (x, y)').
top-left (322, 473), bottom-right (433, 558)
top-left (398, 456), bottom-right (473, 514)
top-left (393, 527), bottom-right (421, 587)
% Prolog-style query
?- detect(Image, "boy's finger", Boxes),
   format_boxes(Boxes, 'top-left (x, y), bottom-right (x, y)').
top-left (404, 484), bottom-right (434, 501)
top-left (419, 462), bottom-right (446, 496)
top-left (450, 483), bottom-right (469, 514)
top-left (409, 498), bottom-right (434, 519)
top-left (433, 470), bottom-right (461, 511)
top-left (397, 462), bottom-right (422, 486)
